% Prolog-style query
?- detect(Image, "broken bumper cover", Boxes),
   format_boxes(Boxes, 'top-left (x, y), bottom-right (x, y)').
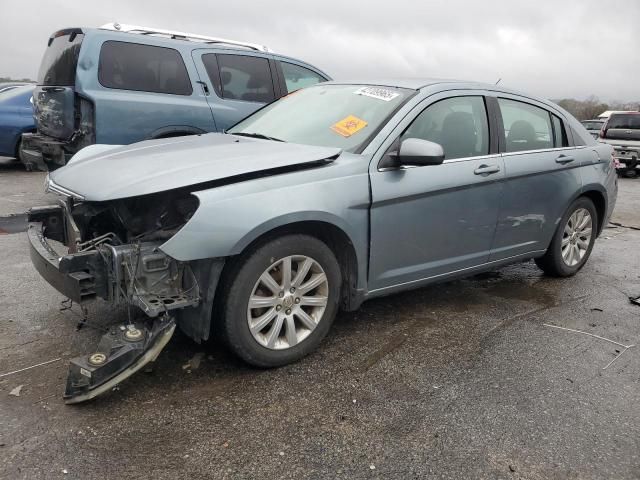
top-left (28, 221), bottom-right (106, 304)
top-left (65, 317), bottom-right (176, 404)
top-left (27, 205), bottom-right (195, 403)
top-left (20, 132), bottom-right (71, 171)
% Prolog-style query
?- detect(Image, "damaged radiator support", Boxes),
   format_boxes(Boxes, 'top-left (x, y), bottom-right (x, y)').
top-left (29, 204), bottom-right (203, 403)
top-left (62, 244), bottom-right (200, 403)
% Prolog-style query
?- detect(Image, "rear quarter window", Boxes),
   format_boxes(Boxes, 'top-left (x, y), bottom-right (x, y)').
top-left (280, 62), bottom-right (326, 93)
top-left (98, 41), bottom-right (193, 96)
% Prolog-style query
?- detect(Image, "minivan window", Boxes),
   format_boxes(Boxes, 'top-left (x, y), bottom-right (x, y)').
top-left (281, 62), bottom-right (325, 93)
top-left (403, 96), bottom-right (489, 160)
top-left (37, 32), bottom-right (84, 86)
top-left (552, 115), bottom-right (569, 147)
top-left (217, 55), bottom-right (275, 103)
top-left (499, 98), bottom-right (553, 152)
top-left (98, 41), bottom-right (192, 96)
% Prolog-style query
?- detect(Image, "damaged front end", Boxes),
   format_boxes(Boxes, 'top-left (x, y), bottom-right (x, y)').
top-left (28, 185), bottom-right (203, 403)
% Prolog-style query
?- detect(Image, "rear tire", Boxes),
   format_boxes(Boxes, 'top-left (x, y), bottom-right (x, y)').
top-left (218, 234), bottom-right (341, 368)
top-left (535, 197), bottom-right (597, 277)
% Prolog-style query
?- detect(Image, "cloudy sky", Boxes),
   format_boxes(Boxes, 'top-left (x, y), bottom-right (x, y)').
top-left (2, 0), bottom-right (638, 101)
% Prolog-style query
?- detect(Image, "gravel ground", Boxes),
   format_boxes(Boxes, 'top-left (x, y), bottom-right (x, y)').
top-left (1, 160), bottom-right (639, 479)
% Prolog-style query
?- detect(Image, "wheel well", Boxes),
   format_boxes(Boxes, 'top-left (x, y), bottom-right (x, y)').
top-left (580, 190), bottom-right (606, 236)
top-left (223, 221), bottom-right (359, 310)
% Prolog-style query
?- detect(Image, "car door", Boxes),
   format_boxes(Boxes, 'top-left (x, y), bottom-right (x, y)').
top-left (368, 92), bottom-right (504, 293)
top-left (191, 50), bottom-right (279, 132)
top-left (488, 95), bottom-right (585, 261)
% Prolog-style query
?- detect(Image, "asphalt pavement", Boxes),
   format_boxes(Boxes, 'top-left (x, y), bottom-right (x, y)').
top-left (1, 157), bottom-right (639, 479)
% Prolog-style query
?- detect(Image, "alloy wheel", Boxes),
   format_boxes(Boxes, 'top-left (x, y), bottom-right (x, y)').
top-left (561, 208), bottom-right (593, 267)
top-left (247, 255), bottom-right (329, 350)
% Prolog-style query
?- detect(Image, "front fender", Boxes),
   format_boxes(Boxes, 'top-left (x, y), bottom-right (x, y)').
top-left (229, 210), bottom-right (358, 255)
top-left (160, 158), bottom-right (370, 270)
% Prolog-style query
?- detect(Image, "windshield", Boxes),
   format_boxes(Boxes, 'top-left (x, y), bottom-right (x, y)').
top-left (607, 114), bottom-right (640, 130)
top-left (228, 84), bottom-right (414, 152)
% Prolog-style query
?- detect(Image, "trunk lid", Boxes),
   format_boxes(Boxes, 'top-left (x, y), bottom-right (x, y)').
top-left (35, 29), bottom-right (84, 140)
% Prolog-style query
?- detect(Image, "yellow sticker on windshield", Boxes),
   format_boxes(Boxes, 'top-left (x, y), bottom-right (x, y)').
top-left (331, 115), bottom-right (368, 137)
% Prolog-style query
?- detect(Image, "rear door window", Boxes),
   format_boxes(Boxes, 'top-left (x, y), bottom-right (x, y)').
top-left (498, 98), bottom-right (553, 152)
top-left (98, 41), bottom-right (192, 95)
top-left (216, 54), bottom-right (275, 103)
top-left (280, 62), bottom-right (325, 93)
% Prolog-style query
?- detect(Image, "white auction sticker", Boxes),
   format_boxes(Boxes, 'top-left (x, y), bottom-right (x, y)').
top-left (354, 86), bottom-right (400, 102)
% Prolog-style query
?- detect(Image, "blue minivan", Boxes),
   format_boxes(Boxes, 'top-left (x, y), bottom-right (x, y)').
top-left (21, 23), bottom-right (330, 170)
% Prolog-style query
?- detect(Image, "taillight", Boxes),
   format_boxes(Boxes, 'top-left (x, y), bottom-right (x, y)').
top-left (600, 120), bottom-right (609, 138)
top-left (599, 126), bottom-right (607, 138)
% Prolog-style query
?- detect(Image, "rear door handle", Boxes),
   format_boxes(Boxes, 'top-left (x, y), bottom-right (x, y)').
top-left (474, 164), bottom-right (501, 175)
top-left (555, 155), bottom-right (575, 164)
top-left (196, 80), bottom-right (210, 96)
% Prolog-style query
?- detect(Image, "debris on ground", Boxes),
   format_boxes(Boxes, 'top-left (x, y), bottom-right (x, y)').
top-left (543, 323), bottom-right (636, 370)
top-left (590, 307), bottom-right (603, 312)
top-left (182, 352), bottom-right (205, 373)
top-left (9, 385), bottom-right (23, 397)
top-left (0, 358), bottom-right (61, 378)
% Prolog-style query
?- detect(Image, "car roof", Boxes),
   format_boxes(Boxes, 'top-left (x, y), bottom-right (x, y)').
top-left (323, 78), bottom-right (529, 95)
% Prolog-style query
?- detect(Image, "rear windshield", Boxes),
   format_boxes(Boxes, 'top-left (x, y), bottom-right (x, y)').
top-left (581, 121), bottom-right (603, 130)
top-left (37, 31), bottom-right (84, 86)
top-left (607, 114), bottom-right (640, 130)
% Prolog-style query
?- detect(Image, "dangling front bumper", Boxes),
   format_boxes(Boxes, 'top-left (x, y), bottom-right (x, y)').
top-left (27, 204), bottom-right (198, 403)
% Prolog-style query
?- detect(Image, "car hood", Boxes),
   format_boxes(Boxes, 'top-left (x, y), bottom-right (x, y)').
top-left (50, 133), bottom-right (342, 201)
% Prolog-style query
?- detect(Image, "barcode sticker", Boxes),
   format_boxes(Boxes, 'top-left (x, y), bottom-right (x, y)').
top-left (354, 87), bottom-right (400, 102)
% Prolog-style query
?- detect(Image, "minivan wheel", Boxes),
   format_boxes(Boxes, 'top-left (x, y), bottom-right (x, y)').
top-left (218, 234), bottom-right (341, 368)
top-left (535, 197), bottom-right (597, 277)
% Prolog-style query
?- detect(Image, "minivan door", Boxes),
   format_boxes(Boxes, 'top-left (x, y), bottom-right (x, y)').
top-left (34, 29), bottom-right (84, 140)
top-left (488, 96), bottom-right (583, 261)
top-left (191, 50), bottom-right (279, 131)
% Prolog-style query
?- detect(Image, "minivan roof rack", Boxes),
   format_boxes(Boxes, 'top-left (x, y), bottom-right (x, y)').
top-left (99, 23), bottom-right (270, 52)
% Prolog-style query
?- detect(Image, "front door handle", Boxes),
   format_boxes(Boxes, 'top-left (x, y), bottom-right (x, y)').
top-left (555, 155), bottom-right (575, 164)
top-left (474, 164), bottom-right (501, 175)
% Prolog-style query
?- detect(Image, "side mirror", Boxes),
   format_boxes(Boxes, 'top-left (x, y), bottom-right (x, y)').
top-left (397, 138), bottom-right (445, 166)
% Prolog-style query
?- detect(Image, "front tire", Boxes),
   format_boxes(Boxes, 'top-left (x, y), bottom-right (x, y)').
top-left (218, 234), bottom-right (341, 368)
top-left (535, 197), bottom-right (597, 277)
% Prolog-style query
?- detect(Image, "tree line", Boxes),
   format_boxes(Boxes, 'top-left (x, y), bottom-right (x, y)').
top-left (553, 96), bottom-right (640, 121)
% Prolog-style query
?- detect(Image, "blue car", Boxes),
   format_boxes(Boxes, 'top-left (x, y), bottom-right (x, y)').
top-left (0, 85), bottom-right (35, 160)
